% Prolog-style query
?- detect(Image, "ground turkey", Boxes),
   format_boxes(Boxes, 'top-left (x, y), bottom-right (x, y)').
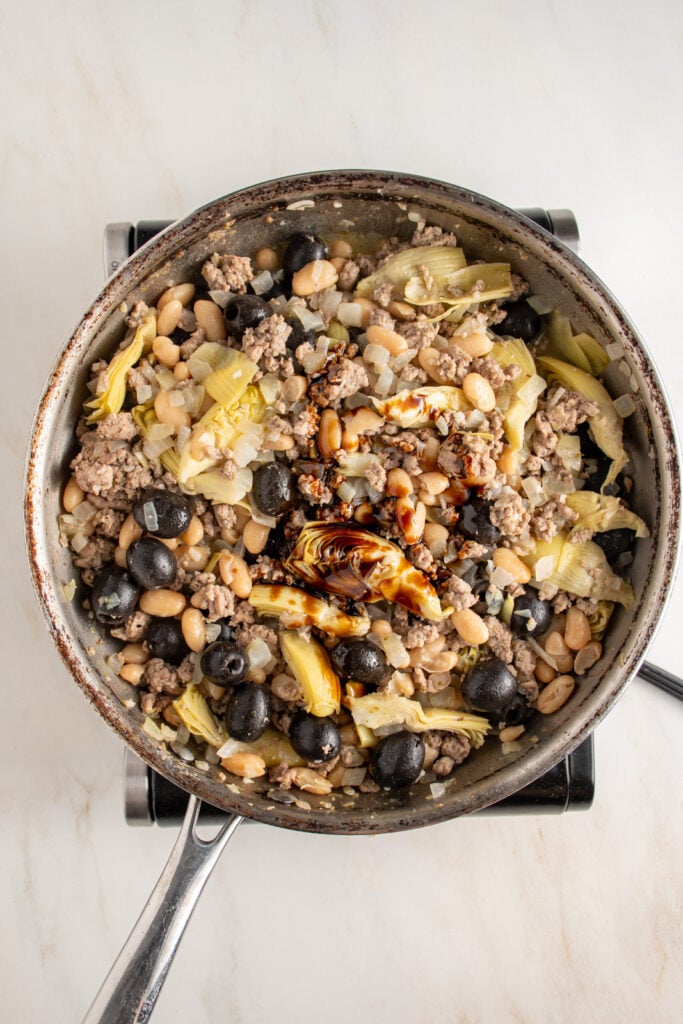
top-left (202, 253), bottom-right (253, 294)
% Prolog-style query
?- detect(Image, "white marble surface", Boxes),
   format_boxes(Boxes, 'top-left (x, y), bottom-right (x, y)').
top-left (3, 1), bottom-right (683, 1021)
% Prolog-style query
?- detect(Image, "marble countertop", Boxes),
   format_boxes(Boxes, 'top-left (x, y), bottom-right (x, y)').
top-left (3, 1), bottom-right (683, 1021)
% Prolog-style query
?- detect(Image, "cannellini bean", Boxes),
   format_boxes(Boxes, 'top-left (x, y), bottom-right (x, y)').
top-left (173, 361), bottom-right (190, 381)
top-left (450, 608), bottom-right (489, 646)
top-left (536, 675), bottom-right (575, 714)
top-left (254, 246), bottom-right (279, 271)
top-left (157, 283), bottom-right (195, 310)
top-left (290, 767), bottom-right (333, 795)
top-left (291, 259), bottom-right (338, 296)
top-left (152, 335), bottom-right (180, 368)
top-left (156, 299), bottom-right (183, 337)
top-left (329, 239), bottom-right (353, 259)
top-left (154, 389), bottom-right (191, 429)
top-left (573, 641), bottom-right (603, 676)
top-left (243, 518), bottom-right (270, 555)
top-left (493, 547), bottom-right (532, 584)
top-left (62, 477), bottom-right (85, 512)
top-left (386, 467), bottom-right (413, 498)
top-left (120, 643), bottom-right (148, 665)
top-left (419, 471), bottom-right (449, 495)
top-left (181, 607), bottom-right (207, 653)
top-left (118, 514), bottom-right (142, 552)
top-left (366, 324), bottom-right (407, 355)
top-left (218, 552), bottom-right (252, 598)
top-left (496, 445), bottom-right (519, 476)
top-left (564, 608), bottom-right (592, 651)
top-left (318, 408), bottom-right (342, 459)
top-left (347, 407), bottom-right (384, 435)
top-left (221, 752), bottom-right (267, 779)
top-left (534, 658), bottom-right (556, 684)
top-left (396, 496), bottom-right (426, 544)
top-left (180, 515), bottom-right (204, 547)
top-left (387, 300), bottom-right (416, 321)
top-left (139, 589), bottom-right (187, 617)
top-left (463, 372), bottom-right (496, 412)
top-left (282, 375), bottom-right (308, 403)
top-left (119, 663), bottom-right (145, 685)
top-left (194, 299), bottom-right (227, 342)
top-left (452, 332), bottom-right (493, 357)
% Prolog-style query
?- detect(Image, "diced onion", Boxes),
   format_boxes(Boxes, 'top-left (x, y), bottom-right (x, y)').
top-left (208, 289), bottom-right (234, 308)
top-left (293, 306), bottom-right (326, 333)
top-left (317, 288), bottom-right (342, 319)
top-left (71, 532), bottom-right (89, 553)
top-left (382, 632), bottom-right (410, 669)
top-left (72, 500), bottom-right (97, 524)
top-left (246, 638), bottom-right (272, 671)
top-left (142, 501), bottom-right (160, 532)
top-left (205, 623), bottom-right (222, 643)
top-left (534, 555), bottom-right (556, 581)
top-left (613, 394), bottom-right (636, 417)
top-left (136, 383), bottom-right (153, 403)
top-left (251, 270), bottom-right (274, 295)
top-left (490, 565), bottom-right (516, 589)
top-left (521, 476), bottom-right (545, 508)
top-left (364, 343), bottom-right (390, 367)
top-left (374, 367), bottom-right (394, 396)
top-left (341, 767), bottom-right (367, 787)
top-left (232, 435), bottom-right (261, 468)
top-left (429, 782), bottom-right (446, 799)
top-left (526, 294), bottom-right (554, 315)
top-left (337, 302), bottom-right (363, 327)
top-left (606, 341), bottom-right (624, 360)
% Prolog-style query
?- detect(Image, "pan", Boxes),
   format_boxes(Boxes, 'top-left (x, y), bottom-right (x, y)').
top-left (24, 171), bottom-right (681, 1021)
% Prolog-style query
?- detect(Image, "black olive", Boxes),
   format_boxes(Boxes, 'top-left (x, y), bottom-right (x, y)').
top-left (200, 642), bottom-right (249, 685)
top-left (462, 657), bottom-right (518, 716)
top-left (459, 500), bottom-right (501, 547)
top-left (91, 566), bottom-right (140, 626)
top-left (491, 299), bottom-right (541, 343)
top-left (370, 732), bottom-right (425, 790)
top-left (126, 537), bottom-right (178, 590)
top-left (223, 295), bottom-right (272, 341)
top-left (285, 318), bottom-right (317, 352)
top-left (215, 620), bottom-right (236, 643)
top-left (470, 578), bottom-right (492, 616)
top-left (282, 232), bottom-right (328, 280)
top-left (132, 489), bottom-right (192, 539)
top-left (252, 462), bottom-right (294, 517)
top-left (225, 684), bottom-right (271, 742)
top-left (510, 590), bottom-right (554, 638)
top-left (168, 327), bottom-right (189, 346)
top-left (288, 711), bottom-right (341, 764)
top-left (330, 639), bottom-right (388, 688)
top-left (592, 528), bottom-right (636, 566)
top-left (500, 691), bottom-right (533, 727)
top-left (146, 618), bottom-right (189, 665)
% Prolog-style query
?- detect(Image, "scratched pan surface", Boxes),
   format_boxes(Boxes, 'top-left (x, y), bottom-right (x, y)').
top-left (25, 171), bottom-right (681, 834)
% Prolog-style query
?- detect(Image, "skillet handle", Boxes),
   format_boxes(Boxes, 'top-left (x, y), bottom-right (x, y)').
top-left (82, 795), bottom-right (242, 1024)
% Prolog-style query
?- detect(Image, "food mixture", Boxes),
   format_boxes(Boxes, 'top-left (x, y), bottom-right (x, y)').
top-left (58, 218), bottom-right (648, 803)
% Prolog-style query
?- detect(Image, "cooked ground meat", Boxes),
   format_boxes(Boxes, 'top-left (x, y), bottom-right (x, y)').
top-left (202, 253), bottom-right (253, 294)
top-left (126, 300), bottom-right (150, 329)
top-left (71, 427), bottom-right (152, 508)
top-left (545, 389), bottom-right (600, 433)
top-left (484, 616), bottom-right (514, 663)
top-left (337, 260), bottom-right (360, 292)
top-left (512, 640), bottom-right (537, 681)
top-left (443, 575), bottom-right (476, 611)
top-left (73, 536), bottom-right (115, 571)
top-left (489, 488), bottom-right (531, 538)
top-left (92, 508), bottom-right (125, 539)
top-left (403, 622), bottom-right (440, 649)
top-left (144, 658), bottom-right (184, 696)
top-left (309, 358), bottom-right (369, 407)
top-left (396, 320), bottom-right (439, 349)
top-left (440, 733), bottom-right (471, 764)
top-left (531, 412), bottom-right (558, 459)
top-left (241, 315), bottom-right (291, 372)
top-left (191, 583), bottom-right (235, 621)
top-left (179, 327), bottom-right (207, 360)
top-left (110, 610), bottom-right (151, 642)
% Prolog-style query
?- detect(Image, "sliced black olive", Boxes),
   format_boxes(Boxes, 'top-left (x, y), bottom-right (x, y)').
top-left (91, 566), bottom-right (140, 626)
top-left (132, 488), bottom-right (192, 539)
top-left (491, 299), bottom-right (541, 343)
top-left (289, 711), bottom-right (341, 764)
top-left (126, 537), bottom-right (177, 590)
top-left (458, 500), bottom-right (501, 547)
top-left (200, 642), bottom-right (249, 685)
top-left (223, 294), bottom-right (272, 341)
top-left (215, 620), bottom-right (236, 643)
top-left (252, 462), bottom-right (294, 517)
top-left (282, 233), bottom-right (328, 280)
top-left (500, 691), bottom-right (533, 727)
top-left (462, 657), bottom-right (518, 716)
top-left (145, 618), bottom-right (189, 665)
top-left (592, 528), bottom-right (636, 566)
top-left (370, 732), bottom-right (425, 790)
top-left (510, 590), bottom-right (554, 638)
top-left (330, 638), bottom-right (388, 688)
top-left (225, 684), bottom-right (271, 742)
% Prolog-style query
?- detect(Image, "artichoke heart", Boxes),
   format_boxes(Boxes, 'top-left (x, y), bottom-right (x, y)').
top-left (249, 584), bottom-right (371, 637)
top-left (85, 312), bottom-right (156, 423)
top-left (348, 694), bottom-right (491, 747)
top-left (564, 491), bottom-right (649, 538)
top-left (286, 523), bottom-right (449, 621)
top-left (279, 630), bottom-right (341, 717)
top-left (502, 373), bottom-right (547, 453)
top-left (491, 337), bottom-right (537, 377)
top-left (373, 386), bottom-right (470, 428)
top-left (177, 383), bottom-right (265, 484)
top-left (538, 357), bottom-right (627, 487)
top-left (217, 729), bottom-right (305, 768)
top-left (172, 684), bottom-right (227, 748)
top-left (406, 263), bottom-right (513, 310)
top-left (544, 311), bottom-right (609, 376)
top-left (525, 532), bottom-right (635, 608)
top-left (355, 245), bottom-right (466, 301)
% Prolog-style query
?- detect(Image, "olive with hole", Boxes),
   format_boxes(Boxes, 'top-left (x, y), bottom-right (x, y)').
top-left (126, 536), bottom-right (178, 590)
top-left (458, 499), bottom-right (501, 547)
top-left (225, 684), bottom-right (271, 742)
top-left (491, 299), bottom-right (541, 343)
top-left (146, 618), bottom-right (189, 665)
top-left (462, 657), bottom-right (518, 716)
top-left (370, 731), bottom-right (425, 790)
top-left (510, 590), bottom-right (554, 638)
top-left (91, 566), bottom-right (140, 626)
top-left (282, 232), bottom-right (328, 279)
top-left (252, 461), bottom-right (294, 517)
top-left (223, 294), bottom-right (272, 341)
top-left (132, 488), bottom-right (192, 539)
top-left (592, 528), bottom-right (636, 566)
top-left (330, 638), bottom-right (388, 688)
top-left (500, 691), bottom-right (532, 727)
top-left (288, 710), bottom-right (341, 763)
top-left (200, 641), bottom-right (249, 685)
